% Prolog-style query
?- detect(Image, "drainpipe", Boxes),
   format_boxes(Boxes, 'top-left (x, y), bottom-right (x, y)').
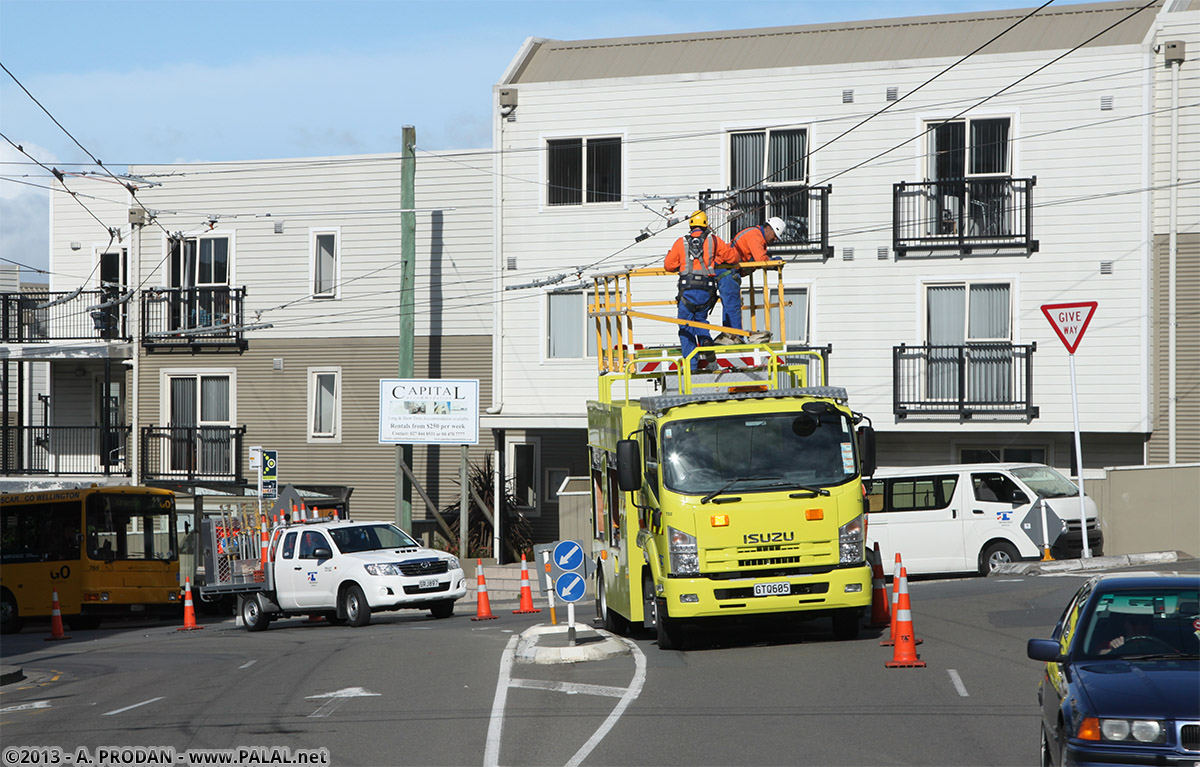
top-left (1166, 41), bottom-right (1182, 463)
top-left (487, 85), bottom-right (504, 418)
top-left (130, 209), bottom-right (141, 486)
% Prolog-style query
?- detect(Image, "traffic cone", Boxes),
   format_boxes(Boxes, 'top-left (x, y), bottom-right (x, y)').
top-left (513, 554), bottom-right (542, 614)
top-left (259, 516), bottom-right (269, 567)
top-left (868, 543), bottom-right (890, 628)
top-left (177, 578), bottom-right (204, 631)
top-left (471, 558), bottom-right (497, 621)
top-left (885, 567), bottom-right (926, 668)
top-left (45, 589), bottom-right (70, 641)
top-left (881, 553), bottom-right (903, 646)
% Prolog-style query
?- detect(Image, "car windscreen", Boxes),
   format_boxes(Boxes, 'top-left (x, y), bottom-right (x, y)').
top-left (329, 524), bottom-right (418, 553)
top-left (1077, 587), bottom-right (1200, 659)
top-left (661, 407), bottom-right (857, 496)
top-left (1011, 466), bottom-right (1079, 498)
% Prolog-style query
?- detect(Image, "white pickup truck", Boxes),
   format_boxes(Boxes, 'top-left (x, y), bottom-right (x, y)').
top-left (199, 517), bottom-right (466, 630)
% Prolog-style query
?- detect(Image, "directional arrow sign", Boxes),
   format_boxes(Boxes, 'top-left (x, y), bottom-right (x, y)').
top-left (555, 572), bottom-right (586, 603)
top-left (1041, 302), bottom-right (1097, 354)
top-left (553, 540), bottom-right (585, 572)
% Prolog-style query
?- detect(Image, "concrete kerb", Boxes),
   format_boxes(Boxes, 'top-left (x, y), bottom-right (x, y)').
top-left (991, 550), bottom-right (1193, 576)
top-left (515, 623), bottom-right (630, 665)
top-left (1, 665), bottom-right (25, 686)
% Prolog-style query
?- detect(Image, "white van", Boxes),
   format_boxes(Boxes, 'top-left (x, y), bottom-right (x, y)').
top-left (865, 463), bottom-right (1103, 575)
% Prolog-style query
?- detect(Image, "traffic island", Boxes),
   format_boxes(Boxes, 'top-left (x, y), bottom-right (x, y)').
top-left (991, 550), bottom-right (1192, 576)
top-left (515, 624), bottom-right (630, 664)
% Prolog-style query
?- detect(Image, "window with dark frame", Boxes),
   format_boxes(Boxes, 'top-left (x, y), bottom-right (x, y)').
top-left (547, 137), bottom-right (621, 206)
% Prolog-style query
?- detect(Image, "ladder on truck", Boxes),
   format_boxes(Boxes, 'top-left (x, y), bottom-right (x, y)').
top-left (587, 259), bottom-right (829, 399)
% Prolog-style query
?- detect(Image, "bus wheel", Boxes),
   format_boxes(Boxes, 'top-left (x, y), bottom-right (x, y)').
top-left (597, 576), bottom-right (628, 636)
top-left (831, 608), bottom-right (860, 641)
top-left (67, 616), bottom-right (101, 631)
top-left (655, 597), bottom-right (685, 651)
top-left (0, 589), bottom-right (21, 635)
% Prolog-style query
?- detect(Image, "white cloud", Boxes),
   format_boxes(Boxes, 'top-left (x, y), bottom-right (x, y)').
top-left (0, 141), bottom-right (55, 278)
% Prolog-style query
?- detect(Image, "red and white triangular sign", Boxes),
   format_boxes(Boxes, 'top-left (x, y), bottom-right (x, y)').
top-left (1041, 301), bottom-right (1098, 354)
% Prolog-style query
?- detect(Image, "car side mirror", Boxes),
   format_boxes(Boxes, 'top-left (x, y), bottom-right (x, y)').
top-left (312, 547), bottom-right (332, 560)
top-left (1026, 638), bottom-right (1064, 662)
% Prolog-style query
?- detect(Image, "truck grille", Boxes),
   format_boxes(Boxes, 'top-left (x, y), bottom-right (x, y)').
top-left (397, 559), bottom-right (449, 577)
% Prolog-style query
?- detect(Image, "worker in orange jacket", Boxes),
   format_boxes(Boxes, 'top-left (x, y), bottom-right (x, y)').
top-left (665, 211), bottom-right (737, 369)
top-left (719, 217), bottom-right (786, 331)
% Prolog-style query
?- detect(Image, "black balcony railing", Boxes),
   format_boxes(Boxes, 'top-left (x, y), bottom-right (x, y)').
top-left (893, 177), bottom-right (1038, 256)
top-left (0, 425), bottom-right (132, 475)
top-left (141, 425), bottom-right (247, 484)
top-left (2, 290), bottom-right (131, 343)
top-left (140, 287), bottom-right (248, 352)
top-left (893, 343), bottom-right (1039, 420)
top-left (699, 185), bottom-right (832, 259)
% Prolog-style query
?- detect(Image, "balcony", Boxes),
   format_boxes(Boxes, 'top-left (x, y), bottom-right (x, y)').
top-left (140, 287), bottom-right (248, 353)
top-left (893, 343), bottom-right (1039, 421)
top-left (699, 185), bottom-right (832, 260)
top-left (141, 425), bottom-right (247, 485)
top-left (0, 425), bottom-right (131, 476)
top-left (893, 177), bottom-right (1038, 256)
top-left (2, 290), bottom-right (131, 343)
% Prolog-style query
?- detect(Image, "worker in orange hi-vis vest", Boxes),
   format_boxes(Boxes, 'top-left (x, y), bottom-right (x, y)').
top-left (718, 216), bottom-right (786, 334)
top-left (664, 210), bottom-right (737, 369)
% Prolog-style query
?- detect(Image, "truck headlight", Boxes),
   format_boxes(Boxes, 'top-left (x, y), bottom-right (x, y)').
top-left (364, 563), bottom-right (403, 576)
top-left (668, 526), bottom-right (698, 576)
top-left (445, 556), bottom-right (461, 572)
top-left (839, 515), bottom-right (864, 565)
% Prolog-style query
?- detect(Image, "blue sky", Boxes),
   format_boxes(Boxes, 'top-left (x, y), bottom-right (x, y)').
top-left (0, 0), bottom-right (1099, 278)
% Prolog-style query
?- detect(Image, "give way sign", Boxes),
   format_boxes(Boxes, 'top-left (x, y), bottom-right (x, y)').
top-left (1041, 302), bottom-right (1098, 354)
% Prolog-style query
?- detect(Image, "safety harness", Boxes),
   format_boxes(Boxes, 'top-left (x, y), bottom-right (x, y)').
top-left (677, 231), bottom-right (718, 313)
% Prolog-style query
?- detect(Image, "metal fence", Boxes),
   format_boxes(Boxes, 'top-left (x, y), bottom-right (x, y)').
top-left (141, 287), bottom-right (248, 351)
top-left (1, 290), bottom-right (130, 343)
top-left (893, 343), bottom-right (1038, 420)
top-left (893, 177), bottom-right (1037, 255)
top-left (141, 425), bottom-right (247, 483)
top-left (699, 185), bottom-right (832, 259)
top-left (0, 425), bottom-right (132, 475)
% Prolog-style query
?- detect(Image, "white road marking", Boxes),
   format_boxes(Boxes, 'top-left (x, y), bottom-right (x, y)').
top-left (483, 634), bottom-right (519, 767)
top-left (564, 637), bottom-right (646, 767)
top-left (508, 678), bottom-right (627, 698)
top-left (0, 700), bottom-right (51, 713)
top-left (103, 696), bottom-right (164, 716)
top-left (305, 687), bottom-right (380, 719)
top-left (239, 660), bottom-right (257, 669)
top-left (947, 669), bottom-right (969, 697)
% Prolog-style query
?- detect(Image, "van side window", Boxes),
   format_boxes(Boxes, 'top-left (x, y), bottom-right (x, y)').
top-left (972, 473), bottom-right (1023, 503)
top-left (883, 475), bottom-right (957, 512)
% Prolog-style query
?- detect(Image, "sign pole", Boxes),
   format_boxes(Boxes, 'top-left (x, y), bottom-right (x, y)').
top-left (567, 602), bottom-right (576, 647)
top-left (1068, 352), bottom-right (1091, 558)
top-left (1038, 496), bottom-right (1053, 561)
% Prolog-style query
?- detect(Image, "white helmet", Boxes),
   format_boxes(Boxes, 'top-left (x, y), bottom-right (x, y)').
top-left (766, 217), bottom-right (786, 239)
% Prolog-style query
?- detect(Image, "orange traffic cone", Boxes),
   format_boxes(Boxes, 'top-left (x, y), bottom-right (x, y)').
top-left (177, 578), bottom-right (204, 631)
top-left (513, 554), bottom-right (542, 614)
top-left (45, 590), bottom-right (70, 641)
top-left (885, 567), bottom-right (926, 668)
top-left (881, 553), bottom-right (903, 646)
top-left (868, 543), bottom-right (890, 628)
top-left (471, 558), bottom-right (497, 621)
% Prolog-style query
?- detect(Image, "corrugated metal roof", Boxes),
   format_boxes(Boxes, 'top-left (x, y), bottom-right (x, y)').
top-left (508, 1), bottom-right (1163, 84)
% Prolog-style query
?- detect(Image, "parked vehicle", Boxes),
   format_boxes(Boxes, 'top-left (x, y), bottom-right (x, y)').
top-left (198, 516), bottom-right (466, 631)
top-left (1, 486), bottom-right (180, 633)
top-left (1027, 574), bottom-right (1200, 766)
top-left (865, 463), bottom-right (1103, 575)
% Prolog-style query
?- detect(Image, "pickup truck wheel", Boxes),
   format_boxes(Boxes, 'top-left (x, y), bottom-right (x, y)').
top-left (429, 600), bottom-right (454, 619)
top-left (241, 595), bottom-right (270, 632)
top-left (342, 584), bottom-right (371, 627)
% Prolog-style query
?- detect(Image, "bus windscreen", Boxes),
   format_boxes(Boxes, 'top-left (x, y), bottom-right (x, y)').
top-left (86, 494), bottom-right (177, 562)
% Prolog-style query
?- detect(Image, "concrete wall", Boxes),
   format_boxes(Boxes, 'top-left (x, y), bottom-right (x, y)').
top-left (1085, 464), bottom-right (1200, 557)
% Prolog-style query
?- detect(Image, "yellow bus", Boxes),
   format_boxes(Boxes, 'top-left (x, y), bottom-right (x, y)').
top-left (1, 486), bottom-right (181, 633)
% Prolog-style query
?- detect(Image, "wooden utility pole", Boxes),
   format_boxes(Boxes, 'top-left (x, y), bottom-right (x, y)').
top-left (396, 125), bottom-right (416, 531)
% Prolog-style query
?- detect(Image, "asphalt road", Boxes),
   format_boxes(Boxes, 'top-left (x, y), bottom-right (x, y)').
top-left (3, 560), bottom-right (1196, 767)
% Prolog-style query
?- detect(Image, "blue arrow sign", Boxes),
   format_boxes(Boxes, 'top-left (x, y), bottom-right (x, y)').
top-left (553, 540), bottom-right (584, 572)
top-left (555, 572), bottom-right (585, 603)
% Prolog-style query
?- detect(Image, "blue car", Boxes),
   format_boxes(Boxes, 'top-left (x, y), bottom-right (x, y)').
top-left (1027, 574), bottom-right (1200, 766)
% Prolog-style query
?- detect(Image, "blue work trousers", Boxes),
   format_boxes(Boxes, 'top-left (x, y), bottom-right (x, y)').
top-left (677, 287), bottom-right (714, 369)
top-left (717, 270), bottom-right (743, 330)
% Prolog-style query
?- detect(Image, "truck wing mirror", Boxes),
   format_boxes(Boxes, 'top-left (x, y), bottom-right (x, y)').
top-left (1011, 490), bottom-right (1029, 505)
top-left (312, 547), bottom-right (332, 560)
top-left (615, 439), bottom-right (642, 492)
top-left (858, 425), bottom-right (877, 478)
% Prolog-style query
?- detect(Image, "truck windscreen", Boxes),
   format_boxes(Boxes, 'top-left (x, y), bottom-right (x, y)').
top-left (661, 410), bottom-right (857, 495)
top-left (329, 524), bottom-right (419, 553)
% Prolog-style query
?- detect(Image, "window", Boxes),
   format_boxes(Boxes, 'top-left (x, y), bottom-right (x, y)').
top-left (307, 367), bottom-right (341, 442)
top-left (926, 117), bottom-right (1012, 237)
top-left (166, 371), bottom-right (233, 475)
top-left (972, 472), bottom-right (1026, 504)
top-left (545, 468), bottom-right (569, 506)
top-left (868, 475), bottom-right (958, 513)
top-left (299, 530), bottom-right (329, 559)
top-left (730, 127), bottom-right (809, 241)
top-left (961, 447), bottom-right (1047, 464)
top-left (311, 229), bottom-right (339, 298)
top-left (547, 136), bottom-right (621, 205)
top-left (547, 291), bottom-right (597, 359)
top-left (167, 235), bottom-right (231, 330)
top-left (926, 282), bottom-right (1012, 401)
top-left (507, 438), bottom-right (540, 513)
top-left (742, 286), bottom-right (808, 345)
top-left (281, 531), bottom-right (297, 559)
